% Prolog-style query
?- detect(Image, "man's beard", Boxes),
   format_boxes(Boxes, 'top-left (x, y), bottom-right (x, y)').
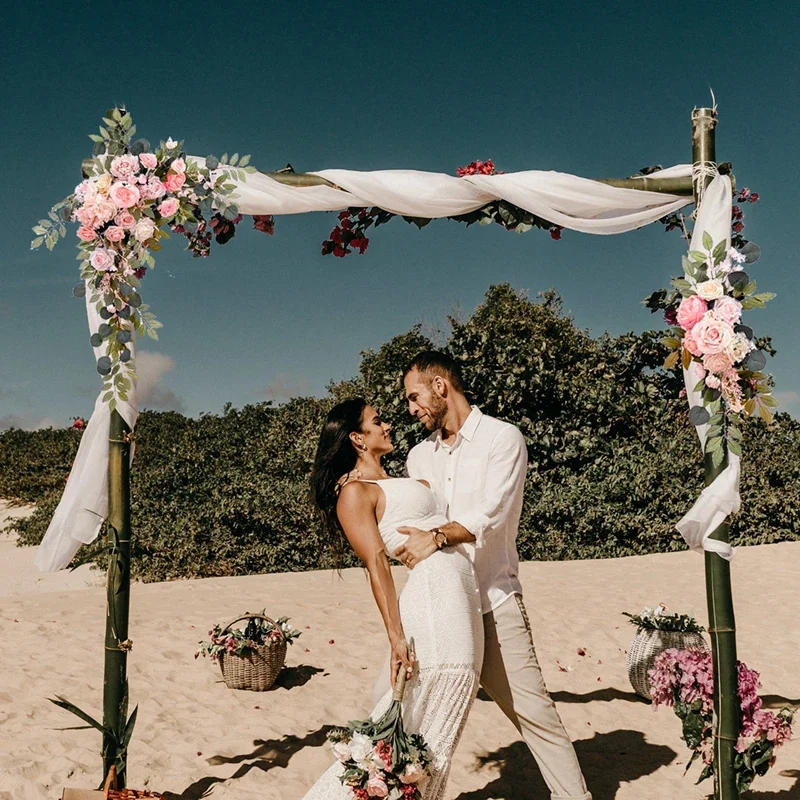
top-left (424, 395), bottom-right (447, 430)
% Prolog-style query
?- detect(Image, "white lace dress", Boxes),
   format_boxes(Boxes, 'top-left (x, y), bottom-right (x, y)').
top-left (302, 478), bottom-right (483, 800)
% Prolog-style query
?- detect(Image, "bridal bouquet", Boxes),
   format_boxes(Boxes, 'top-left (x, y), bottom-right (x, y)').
top-left (326, 658), bottom-right (433, 800)
top-left (649, 648), bottom-right (794, 792)
top-left (623, 604), bottom-right (705, 634)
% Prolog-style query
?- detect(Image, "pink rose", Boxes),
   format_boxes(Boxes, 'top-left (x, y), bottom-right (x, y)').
top-left (164, 172), bottom-right (186, 192)
top-left (139, 152), bottom-right (158, 170)
top-left (693, 312), bottom-right (734, 355)
top-left (77, 226), bottom-right (97, 242)
top-left (365, 775), bottom-right (388, 798)
top-left (692, 362), bottom-right (706, 380)
top-left (676, 295), bottom-right (708, 331)
top-left (705, 374), bottom-right (721, 390)
top-left (110, 154), bottom-right (139, 181)
top-left (104, 226), bottom-right (126, 242)
top-left (683, 326), bottom-right (703, 358)
top-left (400, 763), bottom-right (425, 784)
top-left (332, 741), bottom-right (351, 762)
top-left (115, 211), bottom-right (136, 230)
top-left (712, 296), bottom-right (742, 326)
top-left (170, 157), bottom-right (186, 174)
top-left (158, 198), bottom-right (180, 218)
top-left (703, 351), bottom-right (734, 375)
top-left (95, 199), bottom-right (118, 224)
top-left (110, 182), bottom-right (141, 208)
top-left (90, 249), bottom-right (115, 271)
top-left (134, 218), bottom-right (157, 243)
top-left (142, 176), bottom-right (166, 200)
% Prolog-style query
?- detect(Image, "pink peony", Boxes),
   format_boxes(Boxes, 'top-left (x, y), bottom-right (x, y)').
top-left (170, 157), bottom-right (186, 174)
top-left (703, 351), bottom-right (734, 375)
top-left (90, 248), bottom-right (115, 271)
top-left (139, 152), bottom-right (158, 170)
top-left (676, 295), bottom-right (708, 331)
top-left (110, 182), bottom-right (141, 208)
top-left (365, 775), bottom-right (388, 798)
top-left (134, 218), bottom-right (157, 243)
top-left (115, 211), bottom-right (136, 230)
top-left (713, 296), bottom-right (743, 326)
top-left (400, 763), bottom-right (426, 784)
top-left (77, 226), bottom-right (97, 242)
top-left (693, 312), bottom-right (734, 355)
top-left (142, 176), bottom-right (166, 200)
top-left (158, 198), bottom-right (180, 218)
top-left (692, 362), bottom-right (707, 380)
top-left (96, 199), bottom-right (118, 224)
top-left (110, 154), bottom-right (139, 181)
top-left (104, 226), bottom-right (126, 243)
top-left (164, 172), bottom-right (186, 192)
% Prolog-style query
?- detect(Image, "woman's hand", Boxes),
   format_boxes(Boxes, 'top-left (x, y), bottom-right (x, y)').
top-left (390, 637), bottom-right (415, 689)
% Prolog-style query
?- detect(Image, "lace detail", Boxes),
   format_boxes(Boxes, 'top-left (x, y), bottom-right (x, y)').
top-left (302, 479), bottom-right (483, 800)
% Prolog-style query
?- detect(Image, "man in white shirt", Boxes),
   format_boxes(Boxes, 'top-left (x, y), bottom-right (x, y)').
top-left (396, 351), bottom-right (591, 800)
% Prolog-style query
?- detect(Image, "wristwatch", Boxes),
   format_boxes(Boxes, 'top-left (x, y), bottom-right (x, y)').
top-left (431, 527), bottom-right (449, 550)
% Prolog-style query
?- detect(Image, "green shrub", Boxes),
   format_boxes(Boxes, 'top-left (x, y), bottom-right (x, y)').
top-left (3, 285), bottom-right (797, 581)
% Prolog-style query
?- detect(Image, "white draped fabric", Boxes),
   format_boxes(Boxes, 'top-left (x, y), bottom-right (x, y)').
top-left (675, 175), bottom-right (739, 560)
top-left (36, 162), bottom-right (736, 571)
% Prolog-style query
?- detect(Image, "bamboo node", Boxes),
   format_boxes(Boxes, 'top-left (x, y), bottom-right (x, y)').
top-left (713, 733), bottom-right (739, 742)
top-left (707, 627), bottom-right (736, 633)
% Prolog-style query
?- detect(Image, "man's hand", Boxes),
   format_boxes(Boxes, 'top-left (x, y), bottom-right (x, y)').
top-left (395, 526), bottom-right (437, 569)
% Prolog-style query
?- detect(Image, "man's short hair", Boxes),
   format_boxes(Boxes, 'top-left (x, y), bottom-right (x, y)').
top-left (404, 351), bottom-right (466, 393)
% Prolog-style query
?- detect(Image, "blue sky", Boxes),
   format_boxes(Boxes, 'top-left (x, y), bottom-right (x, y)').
top-left (1, 2), bottom-right (798, 428)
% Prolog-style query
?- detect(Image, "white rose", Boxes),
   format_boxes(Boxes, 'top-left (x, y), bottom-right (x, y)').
top-left (96, 173), bottom-right (113, 193)
top-left (348, 732), bottom-right (373, 765)
top-left (134, 218), bottom-right (157, 243)
top-left (331, 741), bottom-right (351, 762)
top-left (696, 280), bottom-right (725, 300)
top-left (725, 332), bottom-right (753, 364)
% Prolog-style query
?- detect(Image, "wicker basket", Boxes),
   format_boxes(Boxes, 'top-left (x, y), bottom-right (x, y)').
top-left (627, 627), bottom-right (708, 700)
top-left (217, 613), bottom-right (288, 691)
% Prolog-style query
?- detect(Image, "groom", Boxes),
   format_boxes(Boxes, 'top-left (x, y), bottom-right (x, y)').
top-left (396, 351), bottom-right (591, 800)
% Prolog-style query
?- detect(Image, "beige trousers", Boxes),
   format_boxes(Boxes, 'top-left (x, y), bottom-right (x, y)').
top-left (481, 594), bottom-right (592, 800)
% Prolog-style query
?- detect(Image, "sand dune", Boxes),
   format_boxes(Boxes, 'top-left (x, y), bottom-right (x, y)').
top-left (0, 501), bottom-right (797, 799)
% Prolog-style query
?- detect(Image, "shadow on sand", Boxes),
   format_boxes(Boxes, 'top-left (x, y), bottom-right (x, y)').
top-left (453, 729), bottom-right (677, 800)
top-left (161, 725), bottom-right (333, 800)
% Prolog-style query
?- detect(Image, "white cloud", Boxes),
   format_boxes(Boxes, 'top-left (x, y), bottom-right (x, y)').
top-left (0, 414), bottom-right (60, 431)
top-left (774, 391), bottom-right (799, 415)
top-left (136, 352), bottom-right (185, 413)
top-left (264, 372), bottom-right (314, 402)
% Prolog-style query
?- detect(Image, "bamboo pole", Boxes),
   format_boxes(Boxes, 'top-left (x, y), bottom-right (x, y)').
top-left (261, 168), bottom-right (704, 195)
top-left (692, 106), bottom-right (740, 800)
top-left (103, 409), bottom-right (133, 786)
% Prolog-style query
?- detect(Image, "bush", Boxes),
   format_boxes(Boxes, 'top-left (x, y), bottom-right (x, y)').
top-left (2, 285), bottom-right (797, 581)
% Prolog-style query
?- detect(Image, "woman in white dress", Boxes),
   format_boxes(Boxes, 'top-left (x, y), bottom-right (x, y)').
top-left (304, 398), bottom-right (483, 800)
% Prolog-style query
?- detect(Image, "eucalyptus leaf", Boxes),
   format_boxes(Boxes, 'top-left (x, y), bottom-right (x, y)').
top-left (688, 406), bottom-right (710, 426)
top-left (745, 351), bottom-right (767, 372)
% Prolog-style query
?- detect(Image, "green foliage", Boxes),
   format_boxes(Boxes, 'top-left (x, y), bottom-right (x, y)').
top-left (2, 285), bottom-right (798, 581)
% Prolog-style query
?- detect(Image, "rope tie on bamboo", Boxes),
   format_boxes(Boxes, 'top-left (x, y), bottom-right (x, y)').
top-left (713, 733), bottom-right (739, 742)
top-left (692, 160), bottom-right (719, 207)
top-left (105, 639), bottom-right (133, 652)
top-left (109, 432), bottom-right (136, 444)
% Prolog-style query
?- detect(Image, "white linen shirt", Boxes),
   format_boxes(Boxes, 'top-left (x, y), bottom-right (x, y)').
top-left (405, 406), bottom-right (527, 613)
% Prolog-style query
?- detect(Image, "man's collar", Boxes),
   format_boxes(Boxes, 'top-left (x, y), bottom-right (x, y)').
top-left (433, 406), bottom-right (482, 449)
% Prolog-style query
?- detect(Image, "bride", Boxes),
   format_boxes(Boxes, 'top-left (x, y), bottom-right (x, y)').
top-left (304, 398), bottom-right (483, 800)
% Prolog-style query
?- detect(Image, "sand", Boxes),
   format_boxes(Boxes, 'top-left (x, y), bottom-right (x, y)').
top-left (0, 500), bottom-right (797, 800)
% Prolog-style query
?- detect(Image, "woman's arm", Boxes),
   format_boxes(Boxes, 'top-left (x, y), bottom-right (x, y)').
top-left (337, 482), bottom-right (414, 687)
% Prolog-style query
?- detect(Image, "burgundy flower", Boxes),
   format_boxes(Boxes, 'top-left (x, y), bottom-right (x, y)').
top-left (253, 215), bottom-right (274, 235)
top-left (664, 307), bottom-right (679, 326)
top-left (550, 226), bottom-right (563, 240)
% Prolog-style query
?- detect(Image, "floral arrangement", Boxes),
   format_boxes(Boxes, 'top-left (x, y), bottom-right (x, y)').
top-left (327, 723), bottom-right (432, 799)
top-left (195, 614), bottom-right (300, 661)
top-left (30, 107), bottom-right (269, 411)
top-left (644, 184), bottom-right (776, 465)
top-left (649, 648), bottom-right (794, 792)
top-left (623, 604), bottom-right (704, 633)
top-left (320, 159), bottom-right (563, 259)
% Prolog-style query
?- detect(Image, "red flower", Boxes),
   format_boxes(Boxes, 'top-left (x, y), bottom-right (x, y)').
top-left (134, 267), bottom-right (147, 279)
top-left (330, 227), bottom-right (344, 244)
top-left (749, 192), bottom-right (759, 203)
top-left (341, 218), bottom-right (352, 231)
top-left (664, 307), bottom-right (678, 326)
top-left (71, 418), bottom-right (86, 430)
top-left (338, 210), bottom-right (351, 221)
top-left (253, 215), bottom-right (275, 235)
top-left (333, 245), bottom-right (346, 258)
top-left (550, 226), bottom-right (563, 240)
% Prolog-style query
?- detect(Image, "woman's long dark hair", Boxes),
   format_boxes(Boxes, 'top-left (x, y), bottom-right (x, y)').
top-left (310, 397), bottom-right (368, 567)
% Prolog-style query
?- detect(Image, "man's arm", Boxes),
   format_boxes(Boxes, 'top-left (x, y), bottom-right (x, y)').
top-left (395, 425), bottom-right (527, 567)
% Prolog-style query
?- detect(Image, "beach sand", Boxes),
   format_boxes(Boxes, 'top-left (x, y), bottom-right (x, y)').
top-left (0, 500), bottom-right (797, 800)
